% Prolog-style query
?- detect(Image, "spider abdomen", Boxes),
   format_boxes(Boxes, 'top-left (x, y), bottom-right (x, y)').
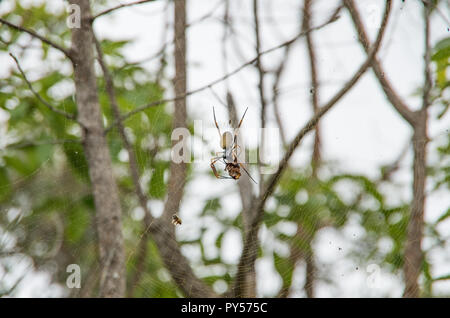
top-left (225, 162), bottom-right (241, 179)
top-left (221, 131), bottom-right (233, 150)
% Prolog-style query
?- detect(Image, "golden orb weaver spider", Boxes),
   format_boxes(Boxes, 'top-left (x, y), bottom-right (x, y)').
top-left (210, 107), bottom-right (257, 184)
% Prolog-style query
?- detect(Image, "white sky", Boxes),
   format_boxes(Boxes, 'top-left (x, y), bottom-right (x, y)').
top-left (1, 0), bottom-right (449, 297)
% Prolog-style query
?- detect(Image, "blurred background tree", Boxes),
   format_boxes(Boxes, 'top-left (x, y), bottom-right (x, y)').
top-left (0, 0), bottom-right (449, 297)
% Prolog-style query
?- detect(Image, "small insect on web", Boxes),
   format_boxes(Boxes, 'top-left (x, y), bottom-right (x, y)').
top-left (210, 106), bottom-right (257, 184)
top-left (172, 214), bottom-right (182, 226)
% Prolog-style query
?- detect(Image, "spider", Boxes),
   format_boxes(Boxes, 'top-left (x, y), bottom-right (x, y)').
top-left (210, 107), bottom-right (257, 184)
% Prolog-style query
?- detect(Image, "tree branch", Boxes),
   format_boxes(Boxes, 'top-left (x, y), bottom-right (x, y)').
top-left (93, 36), bottom-right (157, 296)
top-left (4, 138), bottom-right (79, 150)
top-left (344, 0), bottom-right (417, 126)
top-left (9, 53), bottom-right (77, 121)
top-left (253, 0), bottom-right (268, 195)
top-left (156, 0), bottom-right (216, 297)
top-left (303, 0), bottom-right (321, 176)
top-left (106, 11), bottom-right (341, 132)
top-left (0, 18), bottom-right (72, 59)
top-left (226, 91), bottom-right (257, 297)
top-left (271, 42), bottom-right (293, 148)
top-left (92, 0), bottom-right (157, 20)
top-left (232, 0), bottom-right (392, 297)
top-left (294, 0), bottom-right (321, 298)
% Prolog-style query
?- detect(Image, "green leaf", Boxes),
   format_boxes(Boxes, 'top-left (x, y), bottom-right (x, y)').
top-left (436, 208), bottom-right (450, 224)
top-left (273, 252), bottom-right (294, 288)
top-left (202, 198), bottom-right (221, 216)
top-left (63, 141), bottom-right (89, 180)
top-left (215, 232), bottom-right (225, 249)
top-left (432, 37), bottom-right (450, 61)
top-left (0, 166), bottom-right (11, 201)
top-left (148, 161), bottom-right (168, 199)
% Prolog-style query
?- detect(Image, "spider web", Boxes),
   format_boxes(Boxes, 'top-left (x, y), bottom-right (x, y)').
top-left (1, 0), bottom-right (450, 299)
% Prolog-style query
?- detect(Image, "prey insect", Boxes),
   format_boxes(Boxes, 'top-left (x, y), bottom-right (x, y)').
top-left (172, 214), bottom-right (182, 226)
top-left (210, 107), bottom-right (257, 184)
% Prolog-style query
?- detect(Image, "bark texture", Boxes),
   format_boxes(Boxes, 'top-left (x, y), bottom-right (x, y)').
top-left (70, 0), bottom-right (125, 297)
top-left (403, 113), bottom-right (428, 297)
top-left (162, 0), bottom-right (188, 222)
top-left (403, 3), bottom-right (431, 297)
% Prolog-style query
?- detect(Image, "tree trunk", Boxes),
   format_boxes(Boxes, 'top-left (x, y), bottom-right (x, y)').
top-left (226, 92), bottom-right (257, 297)
top-left (402, 3), bottom-right (431, 297)
top-left (162, 0), bottom-right (187, 222)
top-left (403, 108), bottom-right (428, 298)
top-left (303, 0), bottom-right (319, 297)
top-left (70, 0), bottom-right (125, 297)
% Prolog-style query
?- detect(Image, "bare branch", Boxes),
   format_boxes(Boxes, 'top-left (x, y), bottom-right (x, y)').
top-left (92, 0), bottom-right (157, 20)
top-left (106, 11), bottom-right (341, 132)
top-left (0, 18), bottom-right (72, 59)
top-left (303, 0), bottom-right (321, 175)
top-left (9, 53), bottom-right (77, 121)
top-left (115, 1), bottom-right (225, 75)
top-left (232, 0), bottom-right (392, 297)
top-left (271, 43), bottom-right (292, 147)
top-left (4, 138), bottom-right (79, 150)
top-left (253, 0), bottom-right (268, 195)
top-left (380, 140), bottom-right (410, 182)
top-left (344, 0), bottom-right (417, 126)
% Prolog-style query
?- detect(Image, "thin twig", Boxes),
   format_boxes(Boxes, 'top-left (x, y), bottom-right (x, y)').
top-left (271, 43), bottom-right (292, 148)
top-left (4, 139), bottom-right (79, 150)
top-left (0, 18), bottom-right (72, 59)
top-left (105, 12), bottom-right (341, 133)
top-left (115, 1), bottom-right (224, 75)
top-left (9, 53), bottom-right (77, 121)
top-left (92, 0), bottom-right (157, 20)
top-left (253, 0), bottom-right (268, 196)
top-left (303, 0), bottom-right (321, 177)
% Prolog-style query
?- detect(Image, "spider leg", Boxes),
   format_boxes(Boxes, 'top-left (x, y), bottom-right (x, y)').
top-left (211, 156), bottom-right (233, 179)
top-left (239, 162), bottom-right (258, 184)
top-left (233, 107), bottom-right (248, 144)
top-left (231, 143), bottom-right (243, 161)
top-left (212, 107), bottom-right (222, 140)
top-left (237, 107), bottom-right (249, 130)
